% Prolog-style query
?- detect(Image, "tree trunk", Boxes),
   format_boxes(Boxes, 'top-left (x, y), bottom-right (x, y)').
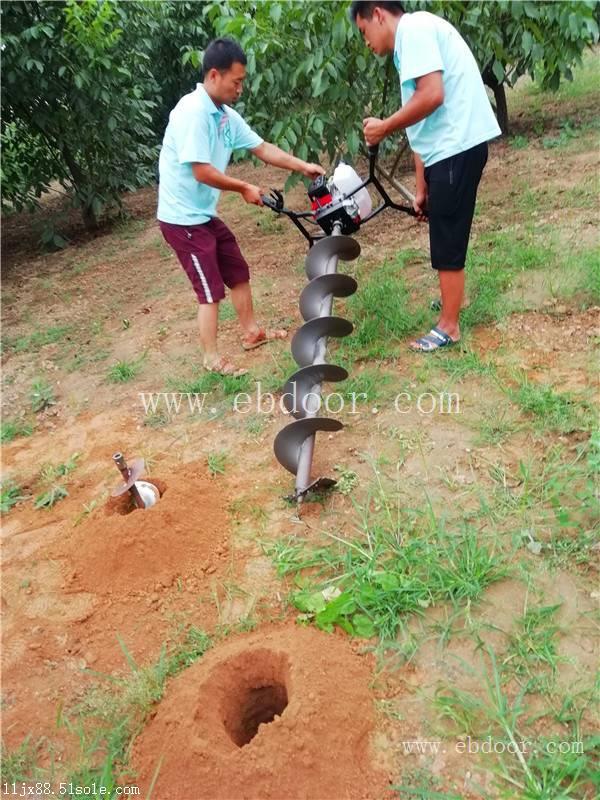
top-left (61, 144), bottom-right (100, 230)
top-left (482, 68), bottom-right (509, 137)
top-left (492, 83), bottom-right (509, 137)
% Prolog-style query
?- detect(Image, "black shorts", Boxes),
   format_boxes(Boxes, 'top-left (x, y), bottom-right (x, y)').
top-left (425, 141), bottom-right (488, 270)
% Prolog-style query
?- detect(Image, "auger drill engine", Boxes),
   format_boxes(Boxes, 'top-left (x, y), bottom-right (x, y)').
top-left (306, 164), bottom-right (372, 236)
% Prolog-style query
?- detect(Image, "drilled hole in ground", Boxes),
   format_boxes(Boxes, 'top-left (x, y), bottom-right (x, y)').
top-left (104, 477), bottom-right (166, 516)
top-left (220, 650), bottom-right (290, 747)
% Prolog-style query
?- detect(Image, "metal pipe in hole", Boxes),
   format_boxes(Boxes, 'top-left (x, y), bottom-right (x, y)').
top-left (112, 452), bottom-right (145, 509)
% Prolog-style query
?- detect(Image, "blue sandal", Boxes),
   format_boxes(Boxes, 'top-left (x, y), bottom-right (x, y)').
top-left (410, 326), bottom-right (458, 352)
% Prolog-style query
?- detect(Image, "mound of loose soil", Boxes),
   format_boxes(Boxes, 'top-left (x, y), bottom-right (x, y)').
top-left (52, 463), bottom-right (229, 596)
top-left (132, 624), bottom-right (391, 800)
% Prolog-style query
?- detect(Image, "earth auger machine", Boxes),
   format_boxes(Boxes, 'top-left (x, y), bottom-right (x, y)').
top-left (261, 145), bottom-right (421, 510)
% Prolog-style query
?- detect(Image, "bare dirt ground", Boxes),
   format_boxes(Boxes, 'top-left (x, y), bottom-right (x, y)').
top-left (1, 66), bottom-right (599, 799)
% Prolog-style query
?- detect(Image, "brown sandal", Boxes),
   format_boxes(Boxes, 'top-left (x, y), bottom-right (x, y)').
top-left (203, 356), bottom-right (248, 377)
top-left (241, 328), bottom-right (288, 351)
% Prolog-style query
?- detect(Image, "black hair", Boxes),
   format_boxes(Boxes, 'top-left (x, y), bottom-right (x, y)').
top-left (202, 38), bottom-right (247, 76)
top-left (349, 1), bottom-right (405, 22)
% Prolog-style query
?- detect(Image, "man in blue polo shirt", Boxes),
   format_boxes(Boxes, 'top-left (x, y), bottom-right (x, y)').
top-left (350, 1), bottom-right (501, 351)
top-left (158, 38), bottom-right (324, 376)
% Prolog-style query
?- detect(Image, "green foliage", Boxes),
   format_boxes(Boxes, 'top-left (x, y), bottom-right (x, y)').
top-left (107, 357), bottom-right (145, 383)
top-left (204, 0), bottom-right (396, 175)
top-left (1, 0), bottom-right (597, 225)
top-left (1, 0), bottom-right (159, 228)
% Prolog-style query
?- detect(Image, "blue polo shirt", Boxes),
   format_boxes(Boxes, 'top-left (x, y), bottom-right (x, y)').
top-left (393, 12), bottom-right (501, 167)
top-left (157, 84), bottom-right (263, 225)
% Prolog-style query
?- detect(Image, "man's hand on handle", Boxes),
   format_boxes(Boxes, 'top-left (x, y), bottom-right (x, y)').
top-left (363, 117), bottom-right (388, 147)
top-left (241, 183), bottom-right (265, 206)
top-left (301, 162), bottom-right (326, 180)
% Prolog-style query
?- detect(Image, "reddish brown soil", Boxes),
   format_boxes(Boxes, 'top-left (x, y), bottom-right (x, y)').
top-left (54, 468), bottom-right (228, 596)
top-left (1, 462), bottom-right (231, 754)
top-left (132, 624), bottom-right (392, 800)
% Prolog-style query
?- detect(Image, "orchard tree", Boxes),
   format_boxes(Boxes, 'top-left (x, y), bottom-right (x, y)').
top-left (185, 0), bottom-right (599, 164)
top-left (198, 0), bottom-right (392, 180)
top-left (145, 1), bottom-right (218, 137)
top-left (1, 0), bottom-right (159, 229)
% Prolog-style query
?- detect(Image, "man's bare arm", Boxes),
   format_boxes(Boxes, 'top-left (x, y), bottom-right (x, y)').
top-left (363, 72), bottom-right (444, 146)
top-left (252, 142), bottom-right (325, 179)
top-left (191, 162), bottom-right (263, 205)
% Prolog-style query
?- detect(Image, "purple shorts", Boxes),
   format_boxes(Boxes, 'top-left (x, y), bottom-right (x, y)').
top-left (159, 218), bottom-right (250, 304)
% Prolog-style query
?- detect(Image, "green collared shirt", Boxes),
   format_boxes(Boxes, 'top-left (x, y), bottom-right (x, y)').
top-left (158, 84), bottom-right (263, 224)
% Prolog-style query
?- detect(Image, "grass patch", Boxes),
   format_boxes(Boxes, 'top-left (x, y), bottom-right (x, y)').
top-left (542, 119), bottom-right (582, 149)
top-left (436, 346), bottom-right (498, 380)
top-left (143, 409), bottom-right (171, 428)
top-left (34, 485), bottom-right (68, 509)
top-left (508, 378), bottom-right (591, 434)
top-left (337, 252), bottom-right (430, 361)
top-left (0, 736), bottom-right (45, 782)
top-left (107, 354), bottom-right (146, 383)
top-left (30, 378), bottom-right (56, 412)
top-left (432, 648), bottom-right (599, 800)
top-left (473, 407), bottom-right (520, 447)
top-left (168, 367), bottom-right (252, 398)
top-left (559, 248), bottom-right (600, 306)
top-left (3, 324), bottom-right (73, 354)
top-left (1, 418), bottom-right (34, 443)
top-left (340, 367), bottom-right (396, 407)
top-left (39, 453), bottom-right (80, 485)
top-left (482, 434), bottom-right (599, 556)
top-left (267, 464), bottom-right (508, 642)
top-left (0, 627), bottom-right (213, 789)
top-left (207, 450), bottom-right (228, 477)
top-left (65, 349), bottom-right (111, 373)
top-left (463, 229), bottom-right (558, 327)
top-left (254, 350), bottom-right (297, 394)
top-left (1, 480), bottom-right (28, 514)
top-left (503, 603), bottom-right (563, 694)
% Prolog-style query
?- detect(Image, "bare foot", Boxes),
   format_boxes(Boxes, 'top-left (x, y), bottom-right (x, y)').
top-left (241, 328), bottom-right (288, 351)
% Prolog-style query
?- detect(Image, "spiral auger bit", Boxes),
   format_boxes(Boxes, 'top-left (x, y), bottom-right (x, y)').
top-left (263, 144), bottom-right (420, 510)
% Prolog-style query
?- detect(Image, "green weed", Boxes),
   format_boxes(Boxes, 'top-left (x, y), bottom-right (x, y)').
top-left (30, 378), bottom-right (56, 412)
top-left (1, 480), bottom-right (28, 514)
top-left (107, 354), bottom-right (146, 383)
top-left (207, 450), bottom-right (227, 477)
top-left (1, 418), bottom-right (34, 443)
